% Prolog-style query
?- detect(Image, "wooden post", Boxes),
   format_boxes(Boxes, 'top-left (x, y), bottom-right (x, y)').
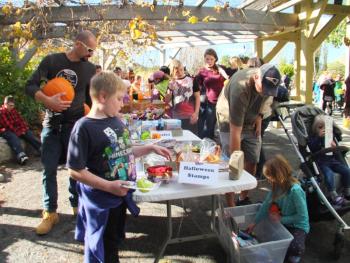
top-left (294, 38), bottom-right (301, 99)
top-left (254, 38), bottom-right (263, 59)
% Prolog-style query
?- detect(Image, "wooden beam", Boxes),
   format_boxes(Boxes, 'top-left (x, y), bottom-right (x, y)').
top-left (308, 0), bottom-right (327, 39)
top-left (259, 28), bottom-right (300, 41)
top-left (156, 39), bottom-right (250, 49)
top-left (157, 34), bottom-right (257, 44)
top-left (0, 5), bottom-right (298, 27)
top-left (324, 4), bottom-right (350, 16)
top-left (254, 38), bottom-right (263, 58)
top-left (313, 14), bottom-right (345, 48)
top-left (238, 0), bottom-right (257, 9)
top-left (196, 0), bottom-right (207, 7)
top-left (294, 38), bottom-right (300, 99)
top-left (270, 0), bottom-right (304, 12)
top-left (263, 40), bottom-right (287, 63)
top-left (170, 48), bottom-right (182, 59)
top-left (0, 21), bottom-right (292, 43)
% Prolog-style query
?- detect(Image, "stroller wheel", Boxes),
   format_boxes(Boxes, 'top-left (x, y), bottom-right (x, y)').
top-left (333, 231), bottom-right (345, 260)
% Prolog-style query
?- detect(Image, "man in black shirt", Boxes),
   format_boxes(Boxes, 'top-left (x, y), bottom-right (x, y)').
top-left (25, 30), bottom-right (97, 235)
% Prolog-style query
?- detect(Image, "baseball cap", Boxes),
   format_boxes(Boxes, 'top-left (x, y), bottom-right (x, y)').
top-left (149, 71), bottom-right (165, 82)
top-left (260, 64), bottom-right (282, 97)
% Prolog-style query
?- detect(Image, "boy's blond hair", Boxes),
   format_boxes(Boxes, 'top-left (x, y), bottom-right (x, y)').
top-left (90, 71), bottom-right (126, 99)
top-left (312, 114), bottom-right (325, 135)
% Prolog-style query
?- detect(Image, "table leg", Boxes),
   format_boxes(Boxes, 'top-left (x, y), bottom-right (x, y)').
top-left (210, 195), bottom-right (216, 231)
top-left (154, 200), bottom-right (172, 263)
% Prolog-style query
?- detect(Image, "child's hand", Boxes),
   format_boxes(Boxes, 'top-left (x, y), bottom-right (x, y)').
top-left (108, 180), bottom-right (129, 197)
top-left (152, 145), bottom-right (172, 161)
top-left (319, 128), bottom-right (325, 137)
top-left (269, 212), bottom-right (281, 222)
top-left (246, 223), bottom-right (256, 234)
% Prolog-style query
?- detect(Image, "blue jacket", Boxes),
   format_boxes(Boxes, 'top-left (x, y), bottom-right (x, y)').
top-left (255, 183), bottom-right (310, 233)
top-left (75, 182), bottom-right (140, 263)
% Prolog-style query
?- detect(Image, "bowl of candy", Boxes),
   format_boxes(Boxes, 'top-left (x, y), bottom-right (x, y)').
top-left (146, 165), bottom-right (173, 183)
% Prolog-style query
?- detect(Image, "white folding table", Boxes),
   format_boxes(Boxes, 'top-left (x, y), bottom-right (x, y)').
top-left (133, 171), bottom-right (257, 262)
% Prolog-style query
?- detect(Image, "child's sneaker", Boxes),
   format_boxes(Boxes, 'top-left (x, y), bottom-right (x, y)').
top-left (17, 152), bottom-right (28, 165)
top-left (331, 196), bottom-right (349, 207)
top-left (36, 211), bottom-right (59, 235)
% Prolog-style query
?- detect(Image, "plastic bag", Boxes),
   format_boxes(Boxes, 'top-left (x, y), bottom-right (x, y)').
top-left (199, 138), bottom-right (216, 161)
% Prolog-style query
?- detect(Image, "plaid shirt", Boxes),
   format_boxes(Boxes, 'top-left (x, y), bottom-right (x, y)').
top-left (0, 105), bottom-right (28, 136)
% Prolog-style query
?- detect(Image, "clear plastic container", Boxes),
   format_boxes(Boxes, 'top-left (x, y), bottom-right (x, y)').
top-left (216, 204), bottom-right (294, 263)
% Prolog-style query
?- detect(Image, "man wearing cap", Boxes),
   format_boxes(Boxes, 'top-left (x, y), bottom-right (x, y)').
top-left (225, 64), bottom-right (282, 206)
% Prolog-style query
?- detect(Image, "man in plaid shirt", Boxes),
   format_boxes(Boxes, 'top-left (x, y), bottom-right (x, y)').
top-left (0, 96), bottom-right (41, 164)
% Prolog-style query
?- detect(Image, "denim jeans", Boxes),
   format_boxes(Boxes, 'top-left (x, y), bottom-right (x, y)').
top-left (319, 159), bottom-right (350, 191)
top-left (1, 130), bottom-right (41, 157)
top-left (197, 101), bottom-right (217, 139)
top-left (41, 125), bottom-right (78, 212)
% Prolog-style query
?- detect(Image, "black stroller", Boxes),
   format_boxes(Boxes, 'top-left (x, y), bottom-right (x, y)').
top-left (274, 102), bottom-right (350, 259)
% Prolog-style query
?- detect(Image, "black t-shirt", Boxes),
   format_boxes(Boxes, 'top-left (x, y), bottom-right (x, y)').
top-left (67, 116), bottom-right (136, 181)
top-left (26, 53), bottom-right (96, 128)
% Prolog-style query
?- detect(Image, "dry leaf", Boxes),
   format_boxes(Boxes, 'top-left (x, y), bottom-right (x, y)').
top-left (188, 16), bottom-right (198, 24)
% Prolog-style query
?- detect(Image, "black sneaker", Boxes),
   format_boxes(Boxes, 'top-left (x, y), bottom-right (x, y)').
top-left (236, 197), bottom-right (252, 206)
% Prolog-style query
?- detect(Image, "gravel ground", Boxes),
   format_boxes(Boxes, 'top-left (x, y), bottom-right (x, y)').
top-left (1, 110), bottom-right (350, 263)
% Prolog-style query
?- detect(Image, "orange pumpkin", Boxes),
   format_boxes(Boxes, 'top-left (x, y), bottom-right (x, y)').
top-left (42, 77), bottom-right (75, 101)
top-left (137, 92), bottom-right (144, 100)
top-left (84, 103), bottom-right (90, 115)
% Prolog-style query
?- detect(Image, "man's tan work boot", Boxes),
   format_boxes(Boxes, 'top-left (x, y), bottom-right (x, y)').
top-left (35, 211), bottom-right (59, 235)
top-left (72, 207), bottom-right (78, 216)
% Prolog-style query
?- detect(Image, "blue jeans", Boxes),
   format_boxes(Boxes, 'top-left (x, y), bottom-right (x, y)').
top-left (319, 159), bottom-right (350, 191)
top-left (197, 101), bottom-right (217, 139)
top-left (41, 125), bottom-right (78, 212)
top-left (1, 130), bottom-right (41, 157)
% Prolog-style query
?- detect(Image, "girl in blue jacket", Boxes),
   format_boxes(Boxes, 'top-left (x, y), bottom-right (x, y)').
top-left (247, 154), bottom-right (310, 263)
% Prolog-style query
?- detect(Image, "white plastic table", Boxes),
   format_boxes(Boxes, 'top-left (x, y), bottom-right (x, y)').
top-left (133, 171), bottom-right (257, 262)
top-left (172, 129), bottom-right (202, 141)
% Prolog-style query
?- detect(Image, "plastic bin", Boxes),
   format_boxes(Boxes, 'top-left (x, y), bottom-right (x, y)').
top-left (216, 204), bottom-right (294, 263)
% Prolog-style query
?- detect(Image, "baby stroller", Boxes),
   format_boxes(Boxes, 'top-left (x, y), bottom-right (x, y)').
top-left (274, 102), bottom-right (350, 259)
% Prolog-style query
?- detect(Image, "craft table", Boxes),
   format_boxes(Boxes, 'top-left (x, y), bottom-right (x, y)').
top-left (133, 171), bottom-right (257, 262)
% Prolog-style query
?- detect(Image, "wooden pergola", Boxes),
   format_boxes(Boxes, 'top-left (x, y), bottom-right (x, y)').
top-left (1, 0), bottom-right (350, 103)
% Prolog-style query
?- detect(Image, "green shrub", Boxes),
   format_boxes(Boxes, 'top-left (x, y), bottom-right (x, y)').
top-left (0, 46), bottom-right (42, 128)
top-left (279, 63), bottom-right (294, 78)
top-left (327, 61), bottom-right (345, 77)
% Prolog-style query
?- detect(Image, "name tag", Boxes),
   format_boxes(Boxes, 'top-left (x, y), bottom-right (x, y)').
top-left (150, 130), bottom-right (173, 139)
top-left (178, 162), bottom-right (219, 185)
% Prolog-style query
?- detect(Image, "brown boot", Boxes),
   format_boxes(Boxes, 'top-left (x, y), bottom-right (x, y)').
top-left (35, 211), bottom-right (59, 235)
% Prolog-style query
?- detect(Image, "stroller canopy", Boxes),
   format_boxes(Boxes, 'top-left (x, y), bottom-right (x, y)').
top-left (291, 105), bottom-right (342, 147)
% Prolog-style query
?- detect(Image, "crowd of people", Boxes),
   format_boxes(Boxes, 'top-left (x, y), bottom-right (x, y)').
top-left (2, 29), bottom-right (350, 263)
top-left (313, 71), bottom-right (350, 116)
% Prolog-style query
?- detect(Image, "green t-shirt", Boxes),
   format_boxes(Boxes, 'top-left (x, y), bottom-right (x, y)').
top-left (225, 68), bottom-right (266, 130)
